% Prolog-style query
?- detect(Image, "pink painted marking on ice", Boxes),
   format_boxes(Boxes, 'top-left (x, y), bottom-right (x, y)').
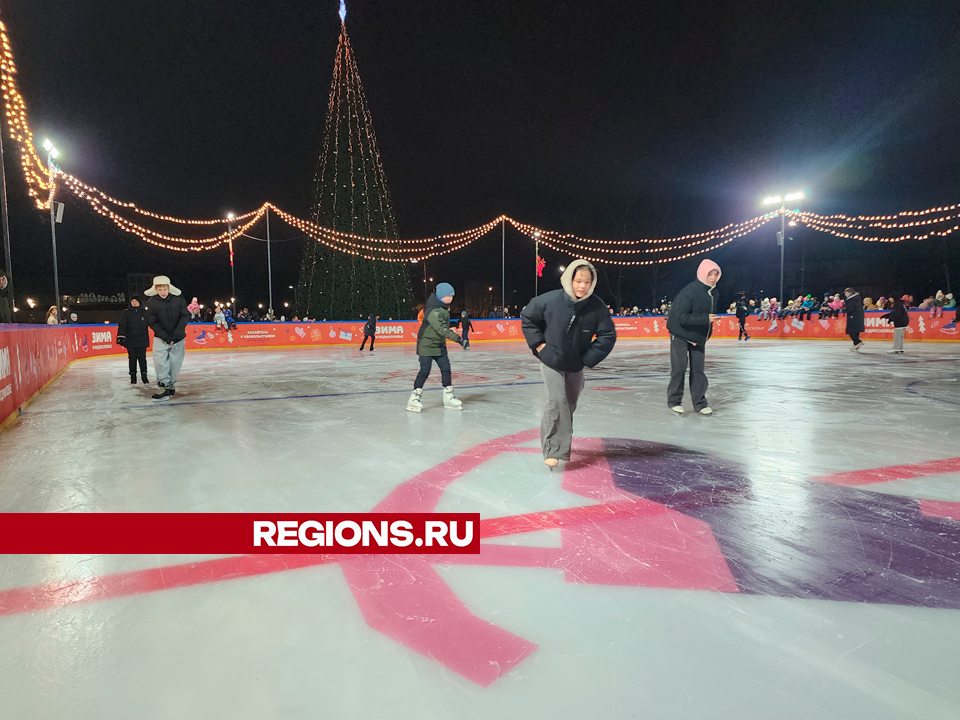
top-left (558, 437), bottom-right (740, 592)
top-left (479, 500), bottom-right (656, 538)
top-left (0, 554), bottom-right (340, 618)
top-left (439, 544), bottom-right (564, 568)
top-left (813, 457), bottom-right (960, 486)
top-left (918, 499), bottom-right (960, 521)
top-left (371, 428), bottom-right (540, 513)
top-left (340, 555), bottom-right (537, 687)
top-left (562, 437), bottom-right (643, 504)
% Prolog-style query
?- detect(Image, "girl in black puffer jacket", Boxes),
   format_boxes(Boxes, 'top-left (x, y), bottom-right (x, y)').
top-left (881, 297), bottom-right (909, 354)
top-left (521, 259), bottom-right (616, 469)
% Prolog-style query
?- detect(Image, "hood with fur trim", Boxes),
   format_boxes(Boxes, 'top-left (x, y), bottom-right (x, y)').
top-left (560, 259), bottom-right (598, 302)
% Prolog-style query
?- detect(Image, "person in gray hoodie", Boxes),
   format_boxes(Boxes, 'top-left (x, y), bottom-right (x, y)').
top-left (521, 259), bottom-right (616, 469)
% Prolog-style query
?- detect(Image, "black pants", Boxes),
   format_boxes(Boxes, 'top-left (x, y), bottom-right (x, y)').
top-left (127, 346), bottom-right (147, 375)
top-left (360, 333), bottom-right (375, 350)
top-left (737, 317), bottom-right (747, 338)
top-left (848, 331), bottom-right (861, 345)
top-left (414, 349), bottom-right (451, 389)
top-left (667, 335), bottom-right (708, 410)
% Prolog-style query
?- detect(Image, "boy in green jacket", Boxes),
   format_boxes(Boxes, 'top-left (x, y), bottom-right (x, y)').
top-left (407, 282), bottom-right (465, 412)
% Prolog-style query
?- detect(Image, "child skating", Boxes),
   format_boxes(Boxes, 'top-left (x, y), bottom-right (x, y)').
top-left (407, 283), bottom-right (466, 412)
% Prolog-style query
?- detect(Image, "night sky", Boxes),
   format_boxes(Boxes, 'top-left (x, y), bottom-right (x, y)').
top-left (4, 0), bottom-right (960, 317)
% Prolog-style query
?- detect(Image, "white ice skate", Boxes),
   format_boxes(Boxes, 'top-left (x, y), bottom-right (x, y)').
top-left (406, 388), bottom-right (423, 413)
top-left (443, 386), bottom-right (462, 410)
top-left (670, 405), bottom-right (684, 415)
top-left (699, 407), bottom-right (714, 415)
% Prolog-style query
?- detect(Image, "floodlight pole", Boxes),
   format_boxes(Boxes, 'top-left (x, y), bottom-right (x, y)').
top-left (47, 151), bottom-right (61, 324)
top-left (265, 206), bottom-right (274, 316)
top-left (534, 232), bottom-right (540, 297)
top-left (778, 201), bottom-right (785, 304)
top-left (227, 215), bottom-right (236, 309)
top-left (501, 218), bottom-right (505, 314)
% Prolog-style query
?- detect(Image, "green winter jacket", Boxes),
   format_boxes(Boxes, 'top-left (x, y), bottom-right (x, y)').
top-left (416, 293), bottom-right (461, 356)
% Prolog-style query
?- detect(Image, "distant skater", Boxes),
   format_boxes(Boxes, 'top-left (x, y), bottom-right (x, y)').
top-left (360, 314), bottom-right (378, 351)
top-left (521, 260), bottom-right (616, 470)
top-left (406, 283), bottom-right (465, 412)
top-left (116, 294), bottom-right (150, 384)
top-left (458, 311), bottom-right (473, 349)
top-left (881, 296), bottom-right (909, 354)
top-left (735, 296), bottom-right (750, 341)
top-left (844, 287), bottom-right (865, 351)
top-left (666, 259), bottom-right (721, 415)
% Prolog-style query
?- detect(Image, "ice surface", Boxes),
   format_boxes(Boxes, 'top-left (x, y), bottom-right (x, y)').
top-left (1, 339), bottom-right (959, 719)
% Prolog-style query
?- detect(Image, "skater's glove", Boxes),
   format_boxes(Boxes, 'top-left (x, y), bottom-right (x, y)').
top-left (116, 337), bottom-right (126, 347)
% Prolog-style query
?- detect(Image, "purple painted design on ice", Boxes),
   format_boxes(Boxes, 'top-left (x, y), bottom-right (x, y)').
top-left (604, 438), bottom-right (960, 609)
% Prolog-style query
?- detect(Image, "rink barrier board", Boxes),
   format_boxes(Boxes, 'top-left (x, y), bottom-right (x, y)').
top-left (1, 311), bottom-right (957, 434)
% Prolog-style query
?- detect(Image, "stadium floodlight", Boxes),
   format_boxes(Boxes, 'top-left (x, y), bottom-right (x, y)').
top-left (761, 190), bottom-right (809, 302)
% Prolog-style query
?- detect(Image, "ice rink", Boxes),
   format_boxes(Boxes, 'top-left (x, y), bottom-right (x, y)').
top-left (1, 338), bottom-right (959, 719)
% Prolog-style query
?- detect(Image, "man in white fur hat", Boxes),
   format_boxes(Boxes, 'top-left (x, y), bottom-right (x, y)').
top-left (144, 275), bottom-right (189, 401)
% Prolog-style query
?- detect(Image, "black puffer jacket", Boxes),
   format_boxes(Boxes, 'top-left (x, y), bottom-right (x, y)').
top-left (521, 259), bottom-right (616, 372)
top-left (667, 282), bottom-right (717, 345)
top-left (881, 299), bottom-right (909, 328)
top-left (117, 296), bottom-right (151, 349)
top-left (364, 315), bottom-right (376, 336)
top-left (845, 293), bottom-right (865, 334)
top-left (146, 293), bottom-right (189, 343)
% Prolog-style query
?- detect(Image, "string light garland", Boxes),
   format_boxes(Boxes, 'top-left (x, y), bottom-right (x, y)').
top-left (0, 19), bottom-right (52, 208)
top-left (1, 10), bottom-right (958, 265)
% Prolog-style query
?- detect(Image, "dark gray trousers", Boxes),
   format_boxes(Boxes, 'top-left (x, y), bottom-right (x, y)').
top-left (667, 335), bottom-right (708, 410)
top-left (540, 363), bottom-right (585, 461)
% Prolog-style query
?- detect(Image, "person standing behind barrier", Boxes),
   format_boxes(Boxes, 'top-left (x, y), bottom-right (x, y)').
top-left (521, 260), bottom-right (616, 470)
top-left (844, 287), bottom-right (865, 351)
top-left (881, 296), bottom-right (909, 354)
top-left (117, 294), bottom-right (150, 384)
top-left (145, 275), bottom-right (189, 402)
top-left (360, 314), bottom-right (377, 351)
top-left (458, 311), bottom-right (474, 349)
top-left (666, 259), bottom-right (721, 415)
top-left (0, 268), bottom-right (11, 323)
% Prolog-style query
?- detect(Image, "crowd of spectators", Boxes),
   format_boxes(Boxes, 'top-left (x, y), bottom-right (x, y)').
top-left (171, 290), bottom-right (956, 326)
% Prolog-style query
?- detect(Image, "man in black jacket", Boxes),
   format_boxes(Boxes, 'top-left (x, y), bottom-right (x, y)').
top-left (144, 275), bottom-right (189, 401)
top-left (844, 287), bottom-right (865, 350)
top-left (735, 296), bottom-right (750, 341)
top-left (666, 259), bottom-right (721, 415)
top-left (521, 259), bottom-right (616, 469)
top-left (117, 294), bottom-right (151, 384)
top-left (359, 314), bottom-right (377, 351)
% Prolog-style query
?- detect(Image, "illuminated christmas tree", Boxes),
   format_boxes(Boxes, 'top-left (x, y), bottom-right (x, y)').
top-left (296, 1), bottom-right (413, 320)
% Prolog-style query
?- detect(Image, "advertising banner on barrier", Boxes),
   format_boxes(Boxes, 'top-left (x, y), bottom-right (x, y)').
top-left (2, 310), bottom-right (956, 429)
top-left (0, 324), bottom-right (120, 428)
